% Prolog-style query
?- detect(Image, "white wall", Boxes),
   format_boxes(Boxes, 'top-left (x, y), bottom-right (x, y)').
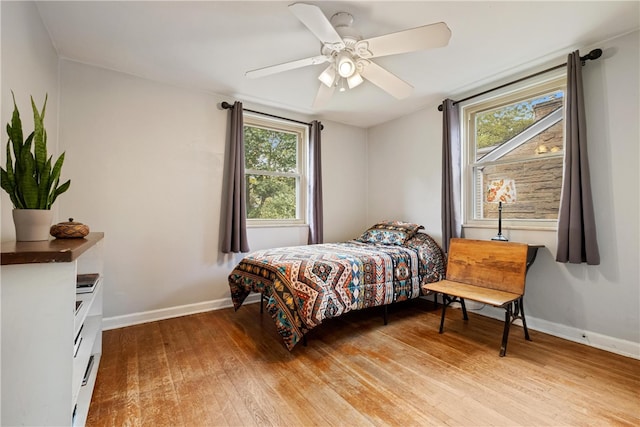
top-left (321, 121), bottom-right (369, 242)
top-left (56, 60), bottom-right (368, 321)
top-left (1, 1), bottom-right (60, 240)
top-left (367, 31), bottom-right (640, 357)
top-left (367, 104), bottom-right (443, 237)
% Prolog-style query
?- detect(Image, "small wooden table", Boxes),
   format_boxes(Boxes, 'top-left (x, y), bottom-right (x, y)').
top-left (527, 245), bottom-right (544, 272)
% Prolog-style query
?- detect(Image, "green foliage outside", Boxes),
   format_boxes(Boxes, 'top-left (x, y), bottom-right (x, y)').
top-left (0, 93), bottom-right (70, 209)
top-left (475, 102), bottom-right (535, 149)
top-left (244, 125), bottom-right (298, 219)
top-left (246, 175), bottom-right (296, 219)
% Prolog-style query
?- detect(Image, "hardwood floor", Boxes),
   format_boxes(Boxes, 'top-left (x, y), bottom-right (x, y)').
top-left (87, 299), bottom-right (640, 426)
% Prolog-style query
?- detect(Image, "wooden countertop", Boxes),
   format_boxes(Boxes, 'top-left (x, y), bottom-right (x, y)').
top-left (1, 232), bottom-right (104, 265)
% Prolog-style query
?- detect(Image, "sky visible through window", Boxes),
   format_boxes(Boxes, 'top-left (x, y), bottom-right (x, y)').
top-left (476, 91), bottom-right (564, 150)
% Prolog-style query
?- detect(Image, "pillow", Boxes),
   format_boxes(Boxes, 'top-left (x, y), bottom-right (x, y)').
top-left (355, 220), bottom-right (424, 245)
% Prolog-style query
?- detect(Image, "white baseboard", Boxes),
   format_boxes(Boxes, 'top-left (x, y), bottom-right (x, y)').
top-left (102, 293), bottom-right (262, 331)
top-left (103, 295), bottom-right (639, 360)
top-left (469, 305), bottom-right (640, 360)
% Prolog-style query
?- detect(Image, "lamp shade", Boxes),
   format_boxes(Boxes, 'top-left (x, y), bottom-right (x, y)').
top-left (318, 65), bottom-right (336, 87)
top-left (347, 72), bottom-right (364, 89)
top-left (487, 179), bottom-right (516, 204)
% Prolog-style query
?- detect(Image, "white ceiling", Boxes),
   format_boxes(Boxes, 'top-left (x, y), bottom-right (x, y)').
top-left (36, 1), bottom-right (639, 128)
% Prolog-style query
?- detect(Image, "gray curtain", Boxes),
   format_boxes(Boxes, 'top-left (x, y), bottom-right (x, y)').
top-left (308, 120), bottom-right (324, 244)
top-left (221, 101), bottom-right (250, 253)
top-left (556, 51), bottom-right (600, 264)
top-left (441, 99), bottom-right (462, 254)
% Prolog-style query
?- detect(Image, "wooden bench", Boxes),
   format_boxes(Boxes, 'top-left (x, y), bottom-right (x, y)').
top-left (423, 238), bottom-right (531, 356)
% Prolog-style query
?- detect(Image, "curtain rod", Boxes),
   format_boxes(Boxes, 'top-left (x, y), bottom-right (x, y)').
top-left (221, 101), bottom-right (323, 130)
top-left (437, 48), bottom-right (602, 111)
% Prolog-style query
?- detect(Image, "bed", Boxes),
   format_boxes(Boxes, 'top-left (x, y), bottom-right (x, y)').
top-left (228, 221), bottom-right (446, 350)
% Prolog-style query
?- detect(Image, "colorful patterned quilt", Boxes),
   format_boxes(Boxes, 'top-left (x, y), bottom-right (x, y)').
top-left (228, 233), bottom-right (446, 350)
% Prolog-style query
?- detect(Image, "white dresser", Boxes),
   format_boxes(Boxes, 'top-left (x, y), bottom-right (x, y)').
top-left (1, 232), bottom-right (104, 426)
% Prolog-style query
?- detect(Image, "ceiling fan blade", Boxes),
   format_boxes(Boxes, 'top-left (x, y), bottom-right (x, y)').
top-left (355, 22), bottom-right (451, 58)
top-left (359, 61), bottom-right (413, 99)
top-left (312, 81), bottom-right (335, 109)
top-left (246, 55), bottom-right (329, 79)
top-left (289, 3), bottom-right (345, 50)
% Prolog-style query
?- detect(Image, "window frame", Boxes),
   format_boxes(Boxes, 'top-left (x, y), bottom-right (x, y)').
top-left (243, 113), bottom-right (308, 227)
top-left (460, 70), bottom-right (567, 230)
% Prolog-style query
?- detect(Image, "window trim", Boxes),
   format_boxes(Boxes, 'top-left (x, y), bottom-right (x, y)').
top-left (243, 113), bottom-right (308, 227)
top-left (460, 69), bottom-right (567, 230)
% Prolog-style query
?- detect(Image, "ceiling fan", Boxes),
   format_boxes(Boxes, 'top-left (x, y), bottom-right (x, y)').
top-left (245, 3), bottom-right (451, 108)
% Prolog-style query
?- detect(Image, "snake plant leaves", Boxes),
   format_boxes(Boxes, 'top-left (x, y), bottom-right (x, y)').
top-left (0, 93), bottom-right (70, 209)
top-left (31, 94), bottom-right (47, 176)
top-left (8, 92), bottom-right (23, 161)
top-left (37, 157), bottom-right (52, 209)
top-left (0, 168), bottom-right (18, 208)
top-left (50, 179), bottom-right (70, 206)
top-left (19, 146), bottom-right (38, 208)
top-left (5, 141), bottom-right (15, 188)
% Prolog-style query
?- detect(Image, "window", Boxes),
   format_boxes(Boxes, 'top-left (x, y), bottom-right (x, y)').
top-left (243, 114), bottom-right (307, 225)
top-left (462, 72), bottom-right (566, 228)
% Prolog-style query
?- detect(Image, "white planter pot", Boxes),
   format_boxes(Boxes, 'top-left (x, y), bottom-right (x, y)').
top-left (12, 209), bottom-right (53, 241)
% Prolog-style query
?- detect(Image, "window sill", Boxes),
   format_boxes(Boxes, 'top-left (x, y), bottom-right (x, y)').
top-left (463, 223), bottom-right (557, 232)
top-left (247, 222), bottom-right (309, 229)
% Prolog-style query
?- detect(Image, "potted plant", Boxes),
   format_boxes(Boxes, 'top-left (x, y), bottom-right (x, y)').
top-left (0, 92), bottom-right (70, 241)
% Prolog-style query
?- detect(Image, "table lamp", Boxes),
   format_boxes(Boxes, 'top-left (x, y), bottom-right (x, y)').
top-left (486, 179), bottom-right (516, 241)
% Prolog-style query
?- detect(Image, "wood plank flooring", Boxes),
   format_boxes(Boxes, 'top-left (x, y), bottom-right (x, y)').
top-left (87, 299), bottom-right (640, 426)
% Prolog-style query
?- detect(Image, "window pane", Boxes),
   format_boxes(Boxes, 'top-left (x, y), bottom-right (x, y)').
top-left (244, 126), bottom-right (298, 173)
top-left (475, 91), bottom-right (564, 162)
top-left (475, 156), bottom-right (563, 220)
top-left (471, 86), bottom-right (565, 222)
top-left (246, 174), bottom-right (297, 219)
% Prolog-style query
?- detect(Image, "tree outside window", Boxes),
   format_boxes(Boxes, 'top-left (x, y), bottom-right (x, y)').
top-left (243, 116), bottom-right (306, 224)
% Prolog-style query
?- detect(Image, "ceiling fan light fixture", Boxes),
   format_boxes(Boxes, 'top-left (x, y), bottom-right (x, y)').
top-left (336, 52), bottom-right (356, 78)
top-left (318, 65), bottom-right (336, 87)
top-left (250, 4), bottom-right (453, 107)
top-left (347, 72), bottom-right (364, 89)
